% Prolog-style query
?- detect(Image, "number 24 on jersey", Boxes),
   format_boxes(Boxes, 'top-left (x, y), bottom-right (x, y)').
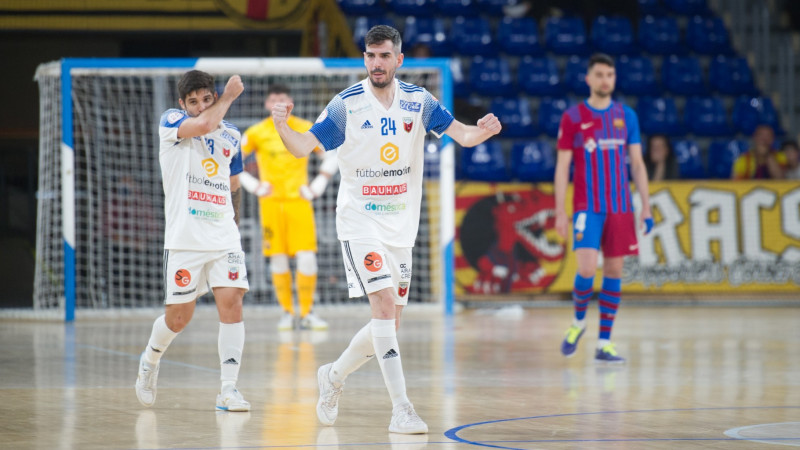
top-left (381, 118), bottom-right (396, 136)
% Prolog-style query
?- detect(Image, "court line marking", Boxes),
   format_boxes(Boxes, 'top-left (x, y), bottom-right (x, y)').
top-left (79, 344), bottom-right (218, 373)
top-left (444, 406), bottom-right (800, 449)
top-left (725, 422), bottom-right (800, 448)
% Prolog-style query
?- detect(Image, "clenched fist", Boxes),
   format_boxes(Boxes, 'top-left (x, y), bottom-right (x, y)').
top-left (271, 102), bottom-right (294, 127)
top-left (477, 113), bottom-right (502, 136)
top-left (224, 75), bottom-right (244, 100)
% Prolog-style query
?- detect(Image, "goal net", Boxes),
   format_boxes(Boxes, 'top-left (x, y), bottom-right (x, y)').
top-left (33, 58), bottom-right (454, 320)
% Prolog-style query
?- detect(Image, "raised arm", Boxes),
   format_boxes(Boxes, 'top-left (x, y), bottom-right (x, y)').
top-left (443, 113), bottom-right (502, 148)
top-left (178, 76), bottom-right (244, 139)
top-left (272, 103), bottom-right (322, 158)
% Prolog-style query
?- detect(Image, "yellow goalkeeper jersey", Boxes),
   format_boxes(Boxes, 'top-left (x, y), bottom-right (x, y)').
top-left (242, 115), bottom-right (318, 199)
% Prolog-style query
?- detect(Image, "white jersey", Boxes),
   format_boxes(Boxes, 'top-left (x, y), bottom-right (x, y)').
top-left (159, 109), bottom-right (244, 251)
top-left (310, 78), bottom-right (454, 247)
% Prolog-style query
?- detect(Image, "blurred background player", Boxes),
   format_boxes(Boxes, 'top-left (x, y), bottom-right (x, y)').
top-left (136, 70), bottom-right (251, 412)
top-left (554, 53), bottom-right (653, 364)
top-left (271, 25), bottom-right (501, 434)
top-left (240, 84), bottom-right (338, 331)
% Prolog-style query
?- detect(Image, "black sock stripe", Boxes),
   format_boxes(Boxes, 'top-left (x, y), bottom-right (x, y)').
top-left (162, 249), bottom-right (169, 305)
top-left (343, 241), bottom-right (367, 296)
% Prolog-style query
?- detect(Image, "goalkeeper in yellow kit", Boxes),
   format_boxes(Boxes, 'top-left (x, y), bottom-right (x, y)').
top-left (240, 84), bottom-right (338, 331)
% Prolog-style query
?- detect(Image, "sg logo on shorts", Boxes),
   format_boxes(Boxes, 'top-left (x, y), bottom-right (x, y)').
top-left (175, 269), bottom-right (191, 287)
top-left (364, 252), bottom-right (383, 272)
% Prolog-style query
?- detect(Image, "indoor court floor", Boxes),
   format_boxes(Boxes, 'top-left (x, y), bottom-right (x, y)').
top-left (1, 303), bottom-right (799, 449)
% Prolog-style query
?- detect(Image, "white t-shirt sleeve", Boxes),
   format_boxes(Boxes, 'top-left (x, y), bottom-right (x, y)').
top-left (309, 96), bottom-right (348, 151)
top-left (159, 109), bottom-right (189, 145)
top-left (422, 89), bottom-right (455, 138)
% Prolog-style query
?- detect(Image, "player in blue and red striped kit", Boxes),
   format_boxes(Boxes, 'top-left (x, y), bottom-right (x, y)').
top-left (554, 53), bottom-right (654, 363)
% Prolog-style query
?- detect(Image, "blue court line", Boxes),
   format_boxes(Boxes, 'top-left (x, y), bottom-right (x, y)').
top-left (79, 344), bottom-right (218, 373)
top-left (444, 406), bottom-right (800, 449)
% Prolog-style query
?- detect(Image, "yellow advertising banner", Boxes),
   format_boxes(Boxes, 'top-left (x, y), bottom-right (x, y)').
top-left (454, 180), bottom-right (800, 296)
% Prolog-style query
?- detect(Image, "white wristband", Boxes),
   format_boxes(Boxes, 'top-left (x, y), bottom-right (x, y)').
top-left (309, 174), bottom-right (329, 197)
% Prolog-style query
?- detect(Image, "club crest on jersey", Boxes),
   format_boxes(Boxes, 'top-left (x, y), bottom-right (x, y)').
top-left (361, 120), bottom-right (374, 129)
top-left (398, 281), bottom-right (409, 297)
top-left (614, 118), bottom-right (625, 129)
top-left (584, 137), bottom-right (597, 153)
top-left (403, 117), bottom-right (413, 133)
top-left (228, 267), bottom-right (239, 281)
top-left (364, 252), bottom-right (383, 272)
top-left (223, 147), bottom-right (231, 157)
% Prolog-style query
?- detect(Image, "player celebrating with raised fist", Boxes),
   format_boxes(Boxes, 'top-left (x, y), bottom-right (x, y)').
top-left (555, 53), bottom-right (653, 364)
top-left (239, 84), bottom-right (337, 331)
top-left (272, 25), bottom-right (501, 434)
top-left (135, 70), bottom-right (251, 412)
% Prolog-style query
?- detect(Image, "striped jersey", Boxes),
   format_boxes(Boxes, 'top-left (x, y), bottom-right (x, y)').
top-left (309, 78), bottom-right (454, 247)
top-left (159, 108), bottom-right (244, 251)
top-left (557, 100), bottom-right (641, 214)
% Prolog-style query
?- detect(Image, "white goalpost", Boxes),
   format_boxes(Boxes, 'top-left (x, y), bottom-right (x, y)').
top-left (33, 57), bottom-right (455, 321)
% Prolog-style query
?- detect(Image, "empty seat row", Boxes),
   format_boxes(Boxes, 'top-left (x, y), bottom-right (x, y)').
top-left (352, 14), bottom-right (730, 56)
top-left (340, 0), bottom-right (713, 18)
top-left (459, 55), bottom-right (756, 101)
top-left (637, 96), bottom-right (780, 137)
top-left (459, 137), bottom-right (752, 182)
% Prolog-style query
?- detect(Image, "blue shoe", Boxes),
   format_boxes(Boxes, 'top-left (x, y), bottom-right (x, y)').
top-left (560, 325), bottom-right (585, 357)
top-left (595, 343), bottom-right (626, 364)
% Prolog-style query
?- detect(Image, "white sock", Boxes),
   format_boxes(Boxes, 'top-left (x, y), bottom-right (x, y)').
top-left (219, 321), bottom-right (245, 391)
top-left (371, 318), bottom-right (410, 408)
top-left (331, 322), bottom-right (375, 385)
top-left (573, 318), bottom-right (587, 329)
top-left (144, 315), bottom-right (178, 366)
top-left (597, 339), bottom-right (610, 349)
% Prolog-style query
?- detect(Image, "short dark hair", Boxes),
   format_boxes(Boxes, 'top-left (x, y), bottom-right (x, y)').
top-left (781, 139), bottom-right (799, 152)
top-left (267, 83), bottom-right (291, 96)
top-left (588, 53), bottom-right (615, 70)
top-left (177, 70), bottom-right (215, 101)
top-left (365, 25), bottom-right (402, 53)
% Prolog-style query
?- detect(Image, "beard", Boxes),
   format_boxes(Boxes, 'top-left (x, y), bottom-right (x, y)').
top-left (368, 69), bottom-right (394, 88)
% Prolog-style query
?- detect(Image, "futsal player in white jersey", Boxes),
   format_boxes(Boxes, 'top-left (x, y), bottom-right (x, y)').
top-left (135, 70), bottom-right (251, 412)
top-left (272, 25), bottom-right (502, 433)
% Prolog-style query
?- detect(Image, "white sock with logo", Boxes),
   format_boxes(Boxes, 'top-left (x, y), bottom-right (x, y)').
top-left (144, 314), bottom-right (178, 366)
top-left (371, 318), bottom-right (410, 408)
top-left (219, 321), bottom-right (245, 393)
top-left (331, 322), bottom-right (375, 385)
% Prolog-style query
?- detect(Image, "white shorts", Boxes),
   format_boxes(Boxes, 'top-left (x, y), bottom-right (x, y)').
top-left (341, 239), bottom-right (412, 305)
top-left (164, 249), bottom-right (249, 305)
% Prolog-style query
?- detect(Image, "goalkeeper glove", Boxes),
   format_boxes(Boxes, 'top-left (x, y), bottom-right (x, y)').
top-left (299, 174), bottom-right (330, 200)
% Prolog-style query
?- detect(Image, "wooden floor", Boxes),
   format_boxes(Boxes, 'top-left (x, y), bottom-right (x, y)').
top-left (1, 304), bottom-right (799, 449)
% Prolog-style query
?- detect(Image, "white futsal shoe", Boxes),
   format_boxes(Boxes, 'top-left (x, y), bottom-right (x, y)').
top-left (135, 353), bottom-right (159, 407)
top-left (277, 313), bottom-right (295, 331)
top-left (389, 402), bottom-right (428, 434)
top-left (300, 312), bottom-right (329, 330)
top-left (216, 388), bottom-right (251, 412)
top-left (316, 363), bottom-right (343, 425)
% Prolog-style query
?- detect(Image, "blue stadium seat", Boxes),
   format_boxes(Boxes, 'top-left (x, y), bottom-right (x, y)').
top-left (732, 96), bottom-right (782, 135)
top-left (687, 15), bottom-right (732, 54)
top-left (617, 56), bottom-right (659, 96)
top-left (518, 56), bottom-right (563, 96)
top-left (662, 56), bottom-right (705, 95)
top-left (511, 140), bottom-right (557, 182)
top-left (639, 15), bottom-right (684, 55)
top-left (538, 97), bottom-right (571, 138)
top-left (490, 98), bottom-right (536, 138)
top-left (353, 16), bottom-right (394, 51)
top-left (461, 141), bottom-right (509, 181)
top-left (545, 16), bottom-right (589, 55)
top-left (477, 0), bottom-right (513, 16)
top-left (638, 0), bottom-right (667, 15)
top-left (497, 17), bottom-right (542, 56)
top-left (591, 16), bottom-right (636, 55)
top-left (685, 97), bottom-right (731, 137)
top-left (469, 57), bottom-right (514, 96)
top-left (709, 56), bottom-right (756, 95)
top-left (674, 139), bottom-right (707, 178)
top-left (664, 0), bottom-right (711, 16)
top-left (564, 56), bottom-right (590, 96)
top-left (437, 0), bottom-right (478, 16)
top-left (452, 17), bottom-right (496, 56)
top-left (388, 0), bottom-right (434, 17)
top-left (403, 17), bottom-right (451, 57)
top-left (707, 139), bottom-right (748, 178)
top-left (337, 0), bottom-right (385, 16)
top-left (638, 97), bottom-right (684, 136)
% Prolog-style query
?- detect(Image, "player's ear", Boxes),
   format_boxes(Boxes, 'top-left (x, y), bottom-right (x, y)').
top-left (178, 98), bottom-right (185, 110)
top-left (397, 52), bottom-right (404, 67)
